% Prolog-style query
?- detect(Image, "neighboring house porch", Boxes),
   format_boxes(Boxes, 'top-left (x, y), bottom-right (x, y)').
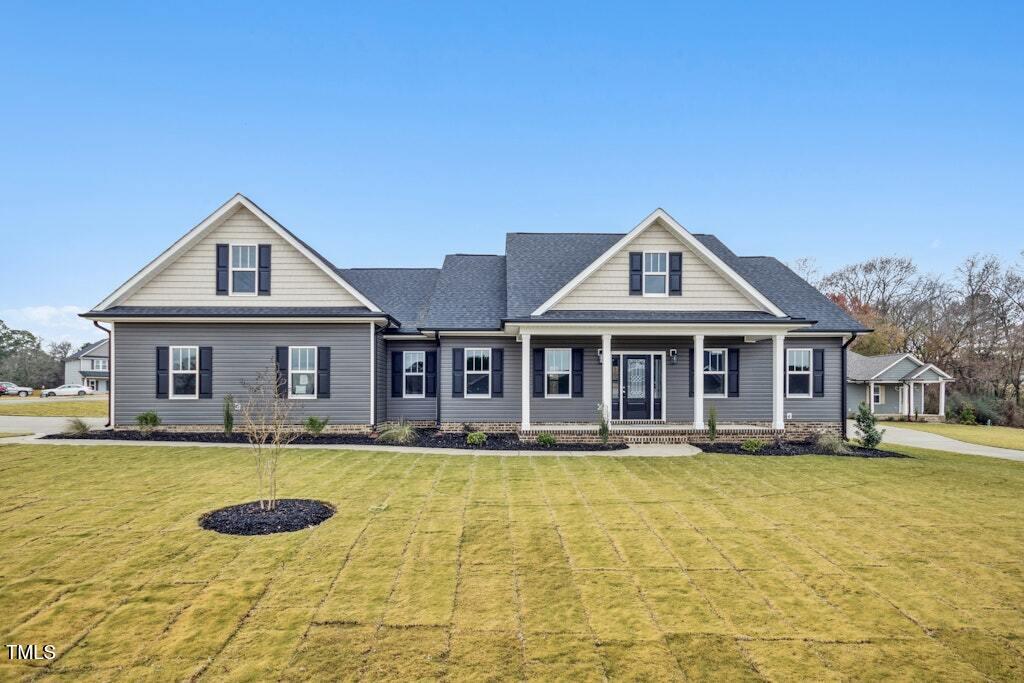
top-left (846, 351), bottom-right (952, 420)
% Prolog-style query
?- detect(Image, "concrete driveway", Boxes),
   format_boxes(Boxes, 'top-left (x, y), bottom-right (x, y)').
top-left (0, 395), bottom-right (106, 405)
top-left (0, 415), bottom-right (107, 437)
top-left (848, 420), bottom-right (1024, 462)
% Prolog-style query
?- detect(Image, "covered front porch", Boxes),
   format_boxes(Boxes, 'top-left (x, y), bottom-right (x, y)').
top-left (854, 378), bottom-right (949, 420)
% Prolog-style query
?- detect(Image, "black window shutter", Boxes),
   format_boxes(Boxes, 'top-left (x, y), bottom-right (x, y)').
top-left (391, 351), bottom-right (403, 397)
top-left (492, 348), bottom-right (504, 397)
top-left (571, 348), bottom-right (584, 397)
top-left (258, 244), bottom-right (271, 295)
top-left (317, 347), bottom-right (331, 398)
top-left (452, 348), bottom-right (464, 397)
top-left (425, 351), bottom-right (437, 397)
top-left (727, 348), bottom-right (739, 397)
top-left (688, 347), bottom-right (694, 397)
top-left (669, 252), bottom-right (683, 295)
top-left (629, 252), bottom-right (643, 295)
top-left (813, 349), bottom-right (825, 397)
top-left (199, 346), bottom-right (213, 399)
top-left (216, 244), bottom-right (228, 295)
top-left (532, 348), bottom-right (545, 397)
top-left (156, 346), bottom-right (169, 398)
top-left (275, 346), bottom-right (289, 398)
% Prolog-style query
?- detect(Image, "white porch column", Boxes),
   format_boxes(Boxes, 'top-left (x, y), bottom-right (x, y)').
top-left (601, 334), bottom-right (612, 424)
top-left (772, 334), bottom-right (785, 429)
top-left (693, 334), bottom-right (704, 428)
top-left (521, 333), bottom-right (531, 431)
top-left (938, 381), bottom-right (946, 417)
top-left (869, 382), bottom-right (875, 413)
top-left (909, 381), bottom-right (915, 416)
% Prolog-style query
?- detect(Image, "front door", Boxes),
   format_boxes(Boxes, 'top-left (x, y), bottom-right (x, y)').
top-left (622, 355), bottom-right (651, 419)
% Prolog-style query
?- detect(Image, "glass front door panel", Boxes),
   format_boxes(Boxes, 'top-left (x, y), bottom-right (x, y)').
top-left (627, 359), bottom-right (646, 399)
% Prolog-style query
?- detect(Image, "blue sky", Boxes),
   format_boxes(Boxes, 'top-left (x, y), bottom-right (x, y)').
top-left (1, 2), bottom-right (1021, 344)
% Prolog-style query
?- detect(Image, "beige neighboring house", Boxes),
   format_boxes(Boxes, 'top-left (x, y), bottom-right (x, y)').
top-left (65, 339), bottom-right (110, 392)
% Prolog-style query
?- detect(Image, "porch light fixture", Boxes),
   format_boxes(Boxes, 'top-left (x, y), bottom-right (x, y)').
top-left (597, 348), bottom-right (603, 364)
top-left (668, 348), bottom-right (678, 364)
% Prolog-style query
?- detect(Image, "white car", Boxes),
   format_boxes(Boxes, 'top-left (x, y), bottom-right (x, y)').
top-left (42, 384), bottom-right (95, 397)
top-left (0, 381), bottom-right (34, 397)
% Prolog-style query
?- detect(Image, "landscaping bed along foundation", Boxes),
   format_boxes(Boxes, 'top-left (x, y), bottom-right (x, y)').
top-left (199, 499), bottom-right (335, 536)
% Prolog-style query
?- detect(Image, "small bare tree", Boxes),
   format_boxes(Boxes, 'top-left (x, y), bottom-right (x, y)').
top-left (240, 368), bottom-right (299, 511)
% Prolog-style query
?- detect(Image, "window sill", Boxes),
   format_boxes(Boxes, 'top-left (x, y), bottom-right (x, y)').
top-left (401, 395), bottom-right (426, 400)
top-left (289, 395), bottom-right (318, 400)
top-left (543, 395), bottom-right (572, 399)
top-left (168, 395), bottom-right (199, 400)
top-left (463, 394), bottom-right (491, 399)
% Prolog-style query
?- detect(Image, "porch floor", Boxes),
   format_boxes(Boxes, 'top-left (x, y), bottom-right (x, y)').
top-left (527, 422), bottom-right (774, 432)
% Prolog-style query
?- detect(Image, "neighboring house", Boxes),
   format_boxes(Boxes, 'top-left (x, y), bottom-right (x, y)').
top-left (64, 339), bottom-right (110, 392)
top-left (82, 194), bottom-right (869, 442)
top-left (846, 351), bottom-right (952, 419)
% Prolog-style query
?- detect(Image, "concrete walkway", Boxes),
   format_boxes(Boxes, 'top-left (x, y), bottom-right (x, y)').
top-left (848, 420), bottom-right (1024, 462)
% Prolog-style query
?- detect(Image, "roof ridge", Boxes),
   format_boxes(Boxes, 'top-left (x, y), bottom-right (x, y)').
top-left (507, 231), bottom-right (625, 235)
top-left (341, 266), bottom-right (440, 271)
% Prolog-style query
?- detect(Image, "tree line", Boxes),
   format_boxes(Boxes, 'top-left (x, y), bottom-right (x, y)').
top-left (0, 320), bottom-right (78, 389)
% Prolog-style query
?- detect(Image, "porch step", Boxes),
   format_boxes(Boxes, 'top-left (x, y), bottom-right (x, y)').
top-left (520, 423), bottom-right (782, 445)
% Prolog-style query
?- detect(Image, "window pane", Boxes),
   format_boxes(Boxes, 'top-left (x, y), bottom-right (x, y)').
top-left (466, 373), bottom-right (490, 395)
top-left (291, 372), bottom-right (315, 395)
top-left (788, 374), bottom-right (810, 395)
top-left (546, 349), bottom-right (570, 373)
top-left (232, 245), bottom-right (256, 268)
top-left (173, 347), bottom-right (196, 371)
top-left (704, 350), bottom-right (724, 373)
top-left (405, 375), bottom-right (424, 395)
top-left (644, 274), bottom-right (666, 293)
top-left (704, 374), bottom-right (725, 395)
top-left (547, 373), bottom-right (570, 396)
top-left (787, 350), bottom-right (810, 372)
top-left (172, 373), bottom-right (196, 396)
top-left (291, 347), bottom-right (315, 371)
top-left (466, 350), bottom-right (490, 372)
top-left (404, 352), bottom-right (424, 373)
top-left (233, 270), bottom-right (256, 293)
top-left (644, 252), bottom-right (666, 272)
top-left (626, 358), bottom-right (646, 398)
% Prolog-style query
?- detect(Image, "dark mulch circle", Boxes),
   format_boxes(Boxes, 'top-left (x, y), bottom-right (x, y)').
top-left (199, 499), bottom-right (335, 536)
top-left (691, 442), bottom-right (905, 458)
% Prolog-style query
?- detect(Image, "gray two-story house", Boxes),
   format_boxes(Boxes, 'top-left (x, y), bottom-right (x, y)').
top-left (83, 194), bottom-right (868, 442)
top-left (64, 339), bottom-right (109, 391)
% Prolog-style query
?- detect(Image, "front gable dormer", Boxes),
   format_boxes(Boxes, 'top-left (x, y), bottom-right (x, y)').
top-left (534, 209), bottom-right (785, 316)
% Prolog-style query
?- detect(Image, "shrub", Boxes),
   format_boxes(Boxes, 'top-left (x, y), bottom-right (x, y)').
top-left (466, 431), bottom-right (488, 446)
top-left (740, 438), bottom-right (768, 454)
top-left (63, 417), bottom-right (91, 436)
top-left (537, 432), bottom-right (557, 447)
top-left (959, 404), bottom-right (977, 425)
top-left (378, 420), bottom-right (419, 444)
top-left (597, 403), bottom-right (610, 445)
top-left (136, 411), bottom-right (161, 435)
top-left (223, 395), bottom-right (235, 436)
top-left (814, 431), bottom-right (849, 455)
top-left (706, 405), bottom-right (718, 443)
top-left (853, 402), bottom-right (885, 448)
top-left (947, 391), bottom-right (1003, 425)
top-left (304, 416), bottom-right (329, 436)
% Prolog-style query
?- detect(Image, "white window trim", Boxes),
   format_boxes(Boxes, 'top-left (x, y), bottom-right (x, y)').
top-left (464, 347), bottom-right (491, 399)
top-left (228, 243), bottom-right (259, 296)
top-left (289, 345), bottom-right (318, 400)
top-left (93, 358), bottom-right (108, 371)
top-left (873, 384), bottom-right (885, 405)
top-left (703, 348), bottom-right (728, 398)
top-left (544, 348), bottom-right (572, 399)
top-left (402, 350), bottom-right (426, 398)
top-left (641, 251), bottom-right (669, 297)
top-left (786, 348), bottom-right (813, 398)
top-left (169, 345), bottom-right (199, 400)
top-left (612, 351), bottom-right (668, 421)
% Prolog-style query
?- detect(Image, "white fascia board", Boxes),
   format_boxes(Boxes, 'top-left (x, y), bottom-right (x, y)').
top-left (907, 363), bottom-right (953, 380)
top-left (94, 194), bottom-right (382, 313)
top-left (82, 316), bottom-right (391, 325)
top-left (530, 208), bottom-right (787, 317)
top-left (513, 322), bottom-right (810, 337)
top-left (869, 353), bottom-right (926, 379)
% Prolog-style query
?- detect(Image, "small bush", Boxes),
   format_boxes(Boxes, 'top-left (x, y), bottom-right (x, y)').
top-left (304, 416), bottom-right (329, 436)
top-left (537, 432), bottom-right (557, 447)
top-left (136, 411), bottom-right (161, 435)
top-left (223, 395), bottom-right (235, 436)
top-left (947, 391), bottom-right (1004, 425)
top-left (814, 431), bottom-right (849, 455)
top-left (63, 417), bottom-right (92, 436)
top-left (853, 402), bottom-right (885, 448)
top-left (378, 421), bottom-right (419, 444)
top-left (466, 431), bottom-right (488, 446)
top-left (707, 405), bottom-right (718, 443)
top-left (597, 403), bottom-right (610, 445)
top-left (740, 438), bottom-right (768, 454)
top-left (959, 404), bottom-right (978, 425)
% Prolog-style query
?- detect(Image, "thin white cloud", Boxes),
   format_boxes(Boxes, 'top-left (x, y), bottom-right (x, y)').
top-left (929, 238), bottom-right (942, 249)
top-left (0, 305), bottom-right (98, 346)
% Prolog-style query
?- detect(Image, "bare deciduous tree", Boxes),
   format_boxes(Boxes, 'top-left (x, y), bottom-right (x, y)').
top-left (240, 368), bottom-right (299, 511)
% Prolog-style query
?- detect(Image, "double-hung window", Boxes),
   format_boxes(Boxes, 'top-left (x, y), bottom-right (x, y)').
top-left (873, 384), bottom-right (884, 405)
top-left (403, 351), bottom-right (425, 398)
top-left (465, 348), bottom-right (491, 397)
top-left (643, 252), bottom-right (668, 296)
top-left (786, 349), bottom-right (812, 397)
top-left (170, 346), bottom-right (198, 399)
top-left (289, 346), bottom-right (317, 398)
top-left (93, 358), bottom-right (108, 371)
top-left (545, 348), bottom-right (571, 398)
top-left (230, 244), bottom-right (258, 295)
top-left (703, 349), bottom-right (727, 396)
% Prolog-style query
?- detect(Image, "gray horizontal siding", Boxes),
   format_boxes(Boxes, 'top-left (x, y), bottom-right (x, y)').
top-left (784, 337), bottom-right (842, 422)
top-left (439, 336), bottom-right (521, 422)
top-left (611, 336), bottom-right (692, 422)
top-left (530, 337), bottom-right (601, 422)
top-left (113, 322), bottom-right (373, 425)
top-left (383, 340), bottom-right (439, 422)
top-left (846, 382), bottom-right (870, 416)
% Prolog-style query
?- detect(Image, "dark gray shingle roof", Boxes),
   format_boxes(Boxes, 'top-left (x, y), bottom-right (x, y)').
top-left (422, 254), bottom-right (507, 329)
top-left (69, 339), bottom-right (108, 359)
top-left (338, 268), bottom-right (439, 333)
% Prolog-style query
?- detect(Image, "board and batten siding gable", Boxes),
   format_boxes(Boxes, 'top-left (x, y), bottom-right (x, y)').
top-left (121, 207), bottom-right (366, 307)
top-left (551, 222), bottom-right (763, 311)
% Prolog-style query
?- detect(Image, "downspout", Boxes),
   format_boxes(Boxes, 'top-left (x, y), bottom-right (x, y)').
top-left (93, 320), bottom-right (112, 428)
top-left (841, 333), bottom-right (858, 440)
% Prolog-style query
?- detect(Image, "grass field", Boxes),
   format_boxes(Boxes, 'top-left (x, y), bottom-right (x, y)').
top-left (889, 421), bottom-right (1024, 450)
top-left (1, 444), bottom-right (1022, 681)
top-left (0, 432), bottom-right (30, 439)
top-left (0, 400), bottom-right (107, 418)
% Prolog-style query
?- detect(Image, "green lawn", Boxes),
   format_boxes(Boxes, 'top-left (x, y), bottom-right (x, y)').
top-left (1, 444), bottom-right (1022, 681)
top-left (0, 400), bottom-right (107, 418)
top-left (0, 432), bottom-right (30, 439)
top-left (889, 421), bottom-right (1024, 450)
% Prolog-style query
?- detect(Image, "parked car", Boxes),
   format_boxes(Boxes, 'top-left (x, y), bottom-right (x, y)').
top-left (42, 384), bottom-right (95, 397)
top-left (0, 381), bottom-right (34, 397)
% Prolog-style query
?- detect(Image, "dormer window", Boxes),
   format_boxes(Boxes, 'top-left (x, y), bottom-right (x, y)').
top-left (643, 252), bottom-right (668, 296)
top-left (230, 245), bottom-right (258, 295)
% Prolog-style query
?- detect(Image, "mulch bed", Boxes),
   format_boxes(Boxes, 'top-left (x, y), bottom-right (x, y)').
top-left (199, 499), bottom-right (335, 535)
top-left (47, 428), bottom-right (628, 451)
top-left (691, 442), bottom-right (905, 457)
